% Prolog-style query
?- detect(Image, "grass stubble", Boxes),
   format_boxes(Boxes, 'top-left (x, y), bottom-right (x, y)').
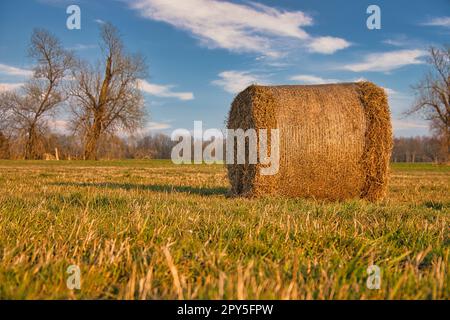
top-left (0, 160), bottom-right (448, 299)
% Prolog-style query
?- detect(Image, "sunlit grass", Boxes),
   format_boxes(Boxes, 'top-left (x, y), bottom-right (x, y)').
top-left (0, 161), bottom-right (448, 299)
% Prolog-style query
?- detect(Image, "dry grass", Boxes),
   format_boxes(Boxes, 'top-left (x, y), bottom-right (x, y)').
top-left (227, 82), bottom-right (392, 201)
top-left (0, 160), bottom-right (448, 299)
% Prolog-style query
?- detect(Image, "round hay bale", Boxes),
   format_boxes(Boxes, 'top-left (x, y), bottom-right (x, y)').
top-left (226, 81), bottom-right (393, 201)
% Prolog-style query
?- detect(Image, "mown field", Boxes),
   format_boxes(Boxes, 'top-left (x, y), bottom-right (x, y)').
top-left (0, 160), bottom-right (448, 299)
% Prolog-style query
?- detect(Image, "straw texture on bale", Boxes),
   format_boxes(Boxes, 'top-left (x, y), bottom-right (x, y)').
top-left (226, 82), bottom-right (393, 201)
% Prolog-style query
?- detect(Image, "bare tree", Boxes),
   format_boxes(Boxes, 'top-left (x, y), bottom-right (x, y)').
top-left (133, 133), bottom-right (175, 159)
top-left (392, 136), bottom-right (446, 163)
top-left (0, 101), bottom-right (11, 133)
top-left (408, 46), bottom-right (450, 162)
top-left (0, 131), bottom-right (10, 159)
top-left (69, 23), bottom-right (147, 160)
top-left (0, 100), bottom-right (8, 125)
top-left (0, 29), bottom-right (73, 159)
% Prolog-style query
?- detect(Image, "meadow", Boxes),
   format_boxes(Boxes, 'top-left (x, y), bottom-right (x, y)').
top-left (0, 160), bottom-right (448, 299)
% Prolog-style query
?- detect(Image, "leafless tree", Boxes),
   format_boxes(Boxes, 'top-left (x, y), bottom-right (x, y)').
top-left (0, 29), bottom-right (73, 159)
top-left (0, 131), bottom-right (10, 159)
top-left (133, 133), bottom-right (176, 159)
top-left (69, 23), bottom-right (147, 160)
top-left (392, 136), bottom-right (445, 163)
top-left (0, 102), bottom-right (11, 134)
top-left (408, 46), bottom-right (450, 162)
top-left (0, 100), bottom-right (8, 125)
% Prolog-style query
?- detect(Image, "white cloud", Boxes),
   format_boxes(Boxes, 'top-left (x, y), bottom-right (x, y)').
top-left (138, 79), bottom-right (194, 101)
top-left (48, 119), bottom-right (70, 134)
top-left (382, 36), bottom-right (426, 50)
top-left (126, 121), bottom-right (172, 137)
top-left (383, 87), bottom-right (397, 96)
top-left (382, 35), bottom-right (412, 47)
top-left (393, 119), bottom-right (428, 130)
top-left (49, 118), bottom-right (172, 137)
top-left (128, 0), bottom-right (349, 57)
top-left (115, 121), bottom-right (172, 138)
top-left (0, 64), bottom-right (32, 77)
top-left (217, 71), bottom-right (401, 97)
top-left (0, 82), bottom-right (23, 92)
top-left (145, 121), bottom-right (172, 131)
top-left (94, 19), bottom-right (106, 25)
top-left (69, 44), bottom-right (97, 51)
top-left (383, 39), bottom-right (404, 47)
top-left (422, 17), bottom-right (450, 27)
top-left (212, 71), bottom-right (265, 94)
top-left (340, 49), bottom-right (427, 72)
top-left (307, 36), bottom-right (351, 54)
top-left (289, 74), bottom-right (340, 84)
top-left (289, 74), bottom-right (399, 98)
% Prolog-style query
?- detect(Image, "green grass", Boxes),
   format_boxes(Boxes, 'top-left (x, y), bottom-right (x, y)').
top-left (0, 161), bottom-right (448, 299)
top-left (391, 162), bottom-right (450, 172)
top-left (0, 159), bottom-right (175, 167)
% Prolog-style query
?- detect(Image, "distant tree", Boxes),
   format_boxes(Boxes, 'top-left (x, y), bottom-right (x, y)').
top-left (97, 135), bottom-right (130, 160)
top-left (134, 133), bottom-right (175, 159)
top-left (69, 23), bottom-right (147, 160)
top-left (392, 136), bottom-right (445, 163)
top-left (0, 102), bottom-right (10, 132)
top-left (0, 103), bottom-right (11, 158)
top-left (41, 133), bottom-right (81, 160)
top-left (423, 136), bottom-right (443, 163)
top-left (408, 46), bottom-right (450, 162)
top-left (0, 131), bottom-right (10, 159)
top-left (0, 29), bottom-right (73, 159)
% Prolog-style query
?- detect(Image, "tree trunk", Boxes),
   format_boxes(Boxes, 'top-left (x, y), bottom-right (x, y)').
top-left (25, 125), bottom-right (38, 160)
top-left (83, 54), bottom-right (112, 161)
top-left (444, 128), bottom-right (450, 163)
top-left (84, 137), bottom-right (97, 160)
top-left (84, 126), bottom-right (101, 160)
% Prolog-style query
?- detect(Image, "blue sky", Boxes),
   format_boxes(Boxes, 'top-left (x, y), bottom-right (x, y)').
top-left (0, 0), bottom-right (449, 137)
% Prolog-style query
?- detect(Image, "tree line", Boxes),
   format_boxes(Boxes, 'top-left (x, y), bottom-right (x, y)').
top-left (392, 136), bottom-right (447, 163)
top-left (0, 131), bottom-right (175, 160)
top-left (0, 130), bottom-right (447, 163)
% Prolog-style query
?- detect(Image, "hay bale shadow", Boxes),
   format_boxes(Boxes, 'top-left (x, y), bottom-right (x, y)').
top-left (52, 182), bottom-right (228, 196)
